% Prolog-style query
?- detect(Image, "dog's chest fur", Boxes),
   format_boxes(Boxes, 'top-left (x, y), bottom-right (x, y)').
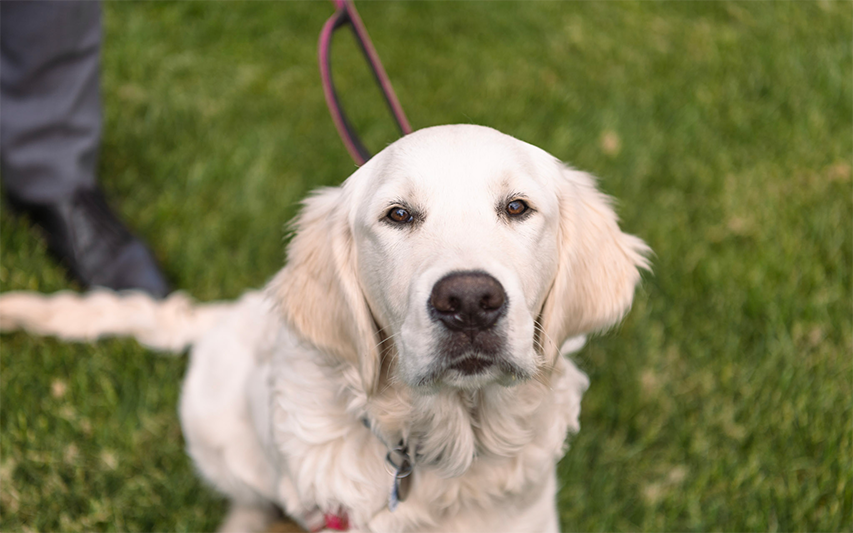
top-left (258, 325), bottom-right (588, 532)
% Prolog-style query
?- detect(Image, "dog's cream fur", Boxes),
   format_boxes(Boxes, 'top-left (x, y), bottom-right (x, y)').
top-left (0, 125), bottom-right (649, 532)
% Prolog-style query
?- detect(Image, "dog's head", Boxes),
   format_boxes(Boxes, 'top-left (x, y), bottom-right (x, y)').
top-left (271, 125), bottom-right (649, 394)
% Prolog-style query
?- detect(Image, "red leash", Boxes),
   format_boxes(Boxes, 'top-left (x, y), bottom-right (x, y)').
top-left (319, 0), bottom-right (412, 165)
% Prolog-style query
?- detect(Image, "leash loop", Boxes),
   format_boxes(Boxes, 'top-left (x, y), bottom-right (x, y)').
top-left (319, 0), bottom-right (412, 165)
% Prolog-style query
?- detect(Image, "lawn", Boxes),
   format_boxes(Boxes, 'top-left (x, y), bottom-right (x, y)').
top-left (1, 2), bottom-right (850, 531)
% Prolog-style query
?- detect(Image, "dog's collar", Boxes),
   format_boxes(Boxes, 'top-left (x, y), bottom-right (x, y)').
top-left (310, 512), bottom-right (350, 532)
top-left (362, 416), bottom-right (415, 511)
top-left (385, 439), bottom-right (414, 511)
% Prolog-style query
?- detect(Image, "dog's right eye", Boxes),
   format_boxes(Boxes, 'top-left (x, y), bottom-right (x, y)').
top-left (387, 207), bottom-right (413, 224)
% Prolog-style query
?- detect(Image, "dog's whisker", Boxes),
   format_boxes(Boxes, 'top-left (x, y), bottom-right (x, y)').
top-left (533, 322), bottom-right (561, 356)
top-left (374, 332), bottom-right (399, 350)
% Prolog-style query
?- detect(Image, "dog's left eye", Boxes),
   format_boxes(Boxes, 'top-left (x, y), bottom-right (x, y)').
top-left (387, 207), bottom-right (414, 224)
top-left (506, 200), bottom-right (529, 217)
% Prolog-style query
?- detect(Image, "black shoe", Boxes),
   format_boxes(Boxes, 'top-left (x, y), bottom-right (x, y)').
top-left (8, 188), bottom-right (170, 298)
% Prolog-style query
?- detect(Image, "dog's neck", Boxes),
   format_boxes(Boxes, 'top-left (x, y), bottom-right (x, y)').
top-left (363, 372), bottom-right (556, 479)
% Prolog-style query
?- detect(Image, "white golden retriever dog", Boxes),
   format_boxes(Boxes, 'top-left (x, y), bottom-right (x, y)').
top-left (0, 125), bottom-right (649, 532)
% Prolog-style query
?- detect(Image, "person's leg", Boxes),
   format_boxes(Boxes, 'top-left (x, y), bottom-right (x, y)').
top-left (1, 1), bottom-right (169, 297)
top-left (1, 0), bottom-right (100, 202)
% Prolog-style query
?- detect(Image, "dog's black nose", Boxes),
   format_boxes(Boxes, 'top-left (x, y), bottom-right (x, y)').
top-left (429, 271), bottom-right (507, 333)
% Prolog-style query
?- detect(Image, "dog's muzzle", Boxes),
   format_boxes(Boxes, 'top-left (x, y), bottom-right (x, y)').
top-left (428, 271), bottom-right (508, 374)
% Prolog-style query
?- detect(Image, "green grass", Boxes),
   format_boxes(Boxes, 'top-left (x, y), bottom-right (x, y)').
top-left (1, 2), bottom-right (850, 531)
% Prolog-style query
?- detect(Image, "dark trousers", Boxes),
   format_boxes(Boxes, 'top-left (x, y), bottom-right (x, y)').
top-left (1, 0), bottom-right (101, 204)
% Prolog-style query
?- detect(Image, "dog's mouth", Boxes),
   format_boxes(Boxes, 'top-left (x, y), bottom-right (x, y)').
top-left (448, 355), bottom-right (494, 375)
top-left (414, 348), bottom-right (531, 388)
top-left (441, 329), bottom-right (504, 377)
top-left (402, 308), bottom-right (536, 388)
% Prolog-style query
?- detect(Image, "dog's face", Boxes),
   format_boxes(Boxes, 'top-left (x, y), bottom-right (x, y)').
top-left (349, 127), bottom-right (561, 389)
top-left (272, 125), bottom-right (649, 394)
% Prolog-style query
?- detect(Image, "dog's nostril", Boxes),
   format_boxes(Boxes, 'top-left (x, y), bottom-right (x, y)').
top-left (429, 271), bottom-right (507, 332)
top-left (435, 296), bottom-right (460, 314)
top-left (480, 293), bottom-right (502, 311)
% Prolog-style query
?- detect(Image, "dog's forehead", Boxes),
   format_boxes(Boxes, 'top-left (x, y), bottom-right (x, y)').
top-left (366, 125), bottom-right (553, 200)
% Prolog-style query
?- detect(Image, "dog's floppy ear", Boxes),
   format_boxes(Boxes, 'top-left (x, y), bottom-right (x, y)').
top-left (539, 167), bottom-right (650, 363)
top-left (268, 186), bottom-right (380, 394)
